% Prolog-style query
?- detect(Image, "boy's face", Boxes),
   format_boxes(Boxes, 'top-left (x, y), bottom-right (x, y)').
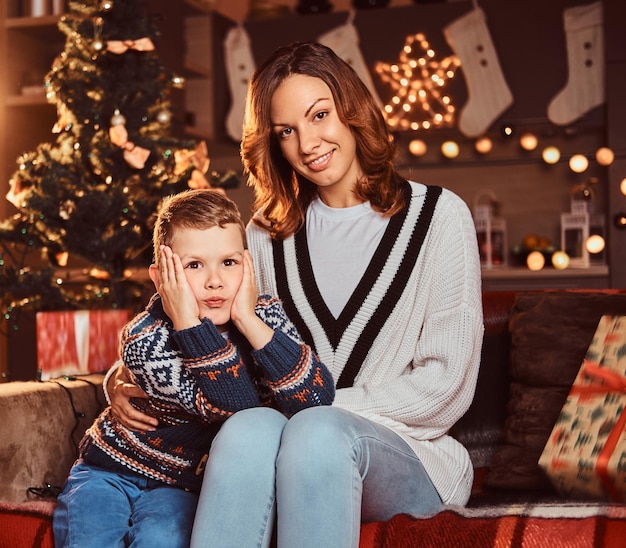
top-left (169, 223), bottom-right (245, 328)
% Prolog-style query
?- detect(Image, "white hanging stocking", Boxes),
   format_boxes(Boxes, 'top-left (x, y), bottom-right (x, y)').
top-left (443, 7), bottom-right (513, 137)
top-left (224, 25), bottom-right (256, 142)
top-left (318, 12), bottom-right (383, 108)
top-left (547, 1), bottom-right (604, 126)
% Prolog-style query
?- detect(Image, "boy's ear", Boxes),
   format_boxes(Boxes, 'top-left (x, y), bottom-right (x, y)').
top-left (148, 264), bottom-right (159, 290)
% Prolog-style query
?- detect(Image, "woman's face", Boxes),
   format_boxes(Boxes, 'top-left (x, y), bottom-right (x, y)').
top-left (270, 74), bottom-right (363, 206)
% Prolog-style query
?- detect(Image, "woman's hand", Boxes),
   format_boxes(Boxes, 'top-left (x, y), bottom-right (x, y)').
top-left (108, 364), bottom-right (158, 432)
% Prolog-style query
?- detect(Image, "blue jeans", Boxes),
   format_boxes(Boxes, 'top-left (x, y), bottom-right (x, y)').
top-left (53, 461), bottom-right (198, 548)
top-left (190, 406), bottom-right (442, 548)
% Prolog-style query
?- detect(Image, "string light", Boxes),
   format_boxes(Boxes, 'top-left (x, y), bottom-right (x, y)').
top-left (595, 147), bottom-right (614, 166)
top-left (519, 132), bottom-right (538, 151)
top-left (375, 33), bottom-right (460, 131)
top-left (542, 146), bottom-right (560, 165)
top-left (408, 139), bottom-right (427, 157)
top-left (586, 235), bottom-right (605, 254)
top-left (474, 137), bottom-right (492, 154)
top-left (527, 251), bottom-right (545, 271)
top-left (441, 140), bottom-right (459, 159)
top-left (569, 154), bottom-right (589, 173)
top-left (551, 251), bottom-right (570, 270)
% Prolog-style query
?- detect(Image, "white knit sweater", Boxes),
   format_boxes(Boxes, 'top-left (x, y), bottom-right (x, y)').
top-left (246, 181), bottom-right (484, 505)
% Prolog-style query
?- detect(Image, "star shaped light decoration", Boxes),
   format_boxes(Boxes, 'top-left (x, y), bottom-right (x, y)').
top-left (375, 33), bottom-right (460, 131)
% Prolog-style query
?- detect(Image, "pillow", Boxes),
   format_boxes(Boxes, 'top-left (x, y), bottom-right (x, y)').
top-left (483, 290), bottom-right (626, 491)
top-left (450, 291), bottom-right (517, 469)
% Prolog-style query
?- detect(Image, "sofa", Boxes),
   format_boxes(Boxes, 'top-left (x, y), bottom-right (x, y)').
top-left (1, 289), bottom-right (626, 548)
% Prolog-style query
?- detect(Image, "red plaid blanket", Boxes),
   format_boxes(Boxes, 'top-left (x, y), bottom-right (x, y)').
top-left (2, 500), bottom-right (625, 547)
top-left (360, 503), bottom-right (626, 548)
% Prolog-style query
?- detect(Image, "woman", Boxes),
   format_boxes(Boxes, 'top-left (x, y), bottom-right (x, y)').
top-left (111, 42), bottom-right (484, 548)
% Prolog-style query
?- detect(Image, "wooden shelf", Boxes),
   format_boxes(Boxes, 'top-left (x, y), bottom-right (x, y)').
top-left (5, 93), bottom-right (49, 106)
top-left (5, 15), bottom-right (60, 28)
top-left (481, 265), bottom-right (610, 291)
top-left (184, 0), bottom-right (215, 13)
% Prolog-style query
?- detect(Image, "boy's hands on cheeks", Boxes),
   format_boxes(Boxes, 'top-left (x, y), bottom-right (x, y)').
top-left (230, 250), bottom-right (274, 350)
top-left (156, 245), bottom-right (201, 331)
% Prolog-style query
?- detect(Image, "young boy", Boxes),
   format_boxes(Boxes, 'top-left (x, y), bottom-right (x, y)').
top-left (52, 189), bottom-right (335, 548)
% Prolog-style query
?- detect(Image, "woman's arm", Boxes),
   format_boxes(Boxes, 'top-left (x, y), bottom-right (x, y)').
top-left (107, 361), bottom-right (158, 432)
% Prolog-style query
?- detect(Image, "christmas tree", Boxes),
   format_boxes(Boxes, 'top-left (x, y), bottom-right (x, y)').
top-left (0, 0), bottom-right (236, 330)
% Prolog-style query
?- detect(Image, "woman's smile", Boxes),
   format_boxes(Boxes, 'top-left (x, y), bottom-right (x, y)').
top-left (305, 150), bottom-right (334, 170)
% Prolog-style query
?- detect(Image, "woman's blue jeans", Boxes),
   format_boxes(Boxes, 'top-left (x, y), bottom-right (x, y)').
top-left (52, 461), bottom-right (198, 547)
top-left (190, 406), bottom-right (442, 548)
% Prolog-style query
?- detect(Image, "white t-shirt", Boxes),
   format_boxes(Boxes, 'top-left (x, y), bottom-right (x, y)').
top-left (306, 196), bottom-right (389, 318)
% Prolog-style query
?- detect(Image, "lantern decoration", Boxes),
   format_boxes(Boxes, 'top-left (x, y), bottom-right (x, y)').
top-left (560, 180), bottom-right (605, 268)
top-left (473, 191), bottom-right (507, 269)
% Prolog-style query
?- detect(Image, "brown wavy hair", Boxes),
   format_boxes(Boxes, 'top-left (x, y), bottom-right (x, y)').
top-left (241, 41), bottom-right (406, 240)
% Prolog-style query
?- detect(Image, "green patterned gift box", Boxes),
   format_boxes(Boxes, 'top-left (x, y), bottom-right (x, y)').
top-left (539, 315), bottom-right (626, 502)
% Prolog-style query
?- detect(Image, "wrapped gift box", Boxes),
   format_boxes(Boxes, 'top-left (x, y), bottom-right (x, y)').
top-left (36, 309), bottom-right (131, 380)
top-left (539, 315), bottom-right (626, 502)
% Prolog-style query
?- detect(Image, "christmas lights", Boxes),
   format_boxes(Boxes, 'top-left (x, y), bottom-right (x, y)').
top-left (375, 33), bottom-right (459, 131)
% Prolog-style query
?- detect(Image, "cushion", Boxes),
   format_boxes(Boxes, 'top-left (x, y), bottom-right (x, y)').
top-left (0, 500), bottom-right (55, 548)
top-left (450, 291), bottom-right (517, 468)
top-left (0, 375), bottom-right (105, 503)
top-left (484, 290), bottom-right (626, 491)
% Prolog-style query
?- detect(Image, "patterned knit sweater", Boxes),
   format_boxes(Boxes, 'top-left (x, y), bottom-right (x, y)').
top-left (79, 294), bottom-right (335, 492)
top-left (246, 182), bottom-right (484, 506)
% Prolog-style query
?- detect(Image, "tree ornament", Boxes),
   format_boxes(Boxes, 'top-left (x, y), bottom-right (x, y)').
top-left (547, 1), bottom-right (604, 126)
top-left (110, 109), bottom-right (126, 127)
top-left (110, 124), bottom-right (151, 169)
top-left (107, 38), bottom-right (155, 55)
top-left (443, 7), bottom-right (513, 137)
top-left (93, 17), bottom-right (104, 54)
top-left (59, 200), bottom-right (76, 220)
top-left (156, 108), bottom-right (172, 124)
top-left (171, 74), bottom-right (186, 89)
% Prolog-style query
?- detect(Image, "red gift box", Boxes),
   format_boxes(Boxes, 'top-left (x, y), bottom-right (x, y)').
top-left (36, 309), bottom-right (131, 380)
top-left (539, 315), bottom-right (626, 502)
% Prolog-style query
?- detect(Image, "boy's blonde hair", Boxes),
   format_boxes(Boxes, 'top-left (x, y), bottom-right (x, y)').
top-left (153, 189), bottom-right (246, 263)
